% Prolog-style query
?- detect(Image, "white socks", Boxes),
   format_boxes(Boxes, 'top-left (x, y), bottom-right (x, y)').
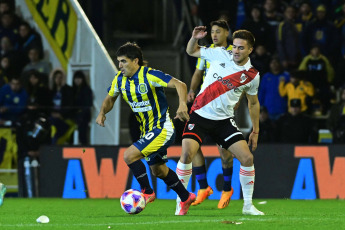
top-left (240, 165), bottom-right (255, 206)
top-left (176, 161), bottom-right (192, 189)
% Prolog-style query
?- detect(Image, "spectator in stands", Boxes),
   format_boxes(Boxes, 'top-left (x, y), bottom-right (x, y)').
top-left (250, 44), bottom-right (271, 75)
top-left (16, 70), bottom-right (52, 157)
top-left (327, 87), bottom-right (345, 143)
top-left (0, 11), bottom-right (19, 46)
top-left (72, 70), bottom-right (93, 145)
top-left (0, 36), bottom-right (19, 69)
top-left (296, 1), bottom-right (314, 29)
top-left (302, 4), bottom-right (339, 62)
top-left (22, 47), bottom-right (51, 81)
top-left (0, 0), bottom-right (11, 16)
top-left (298, 44), bottom-right (333, 113)
top-left (299, 44), bottom-right (334, 85)
top-left (49, 68), bottom-right (74, 144)
top-left (334, 3), bottom-right (345, 32)
top-left (0, 56), bottom-right (11, 86)
top-left (250, 106), bottom-right (275, 143)
top-left (17, 21), bottom-right (43, 64)
top-left (241, 5), bottom-right (271, 51)
top-left (334, 3), bottom-right (345, 87)
top-left (275, 98), bottom-right (317, 143)
top-left (0, 0), bottom-right (20, 27)
top-left (0, 77), bottom-right (28, 124)
top-left (279, 70), bottom-right (314, 114)
top-left (258, 58), bottom-right (289, 120)
top-left (276, 5), bottom-right (301, 70)
top-left (24, 70), bottom-right (52, 117)
top-left (295, 2), bottom-right (314, 57)
top-left (262, 0), bottom-right (284, 27)
top-left (262, 0), bottom-right (284, 53)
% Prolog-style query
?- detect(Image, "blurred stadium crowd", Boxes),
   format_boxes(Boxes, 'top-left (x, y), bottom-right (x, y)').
top-left (173, 0), bottom-right (345, 144)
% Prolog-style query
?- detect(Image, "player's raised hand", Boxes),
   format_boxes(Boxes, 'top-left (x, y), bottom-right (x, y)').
top-left (174, 103), bottom-right (189, 122)
top-left (96, 113), bottom-right (106, 127)
top-left (248, 132), bottom-right (258, 151)
top-left (192, 26), bottom-right (207, 40)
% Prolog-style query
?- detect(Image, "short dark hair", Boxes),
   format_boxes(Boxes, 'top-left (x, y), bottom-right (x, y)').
top-left (116, 42), bottom-right (144, 66)
top-left (232, 30), bottom-right (255, 48)
top-left (210, 20), bottom-right (229, 31)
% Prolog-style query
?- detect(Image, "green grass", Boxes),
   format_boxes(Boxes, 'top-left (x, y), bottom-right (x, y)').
top-left (0, 199), bottom-right (345, 230)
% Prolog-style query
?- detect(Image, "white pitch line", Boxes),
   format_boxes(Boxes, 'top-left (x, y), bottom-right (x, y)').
top-left (1, 216), bottom-right (343, 227)
top-left (1, 219), bottom-right (228, 227)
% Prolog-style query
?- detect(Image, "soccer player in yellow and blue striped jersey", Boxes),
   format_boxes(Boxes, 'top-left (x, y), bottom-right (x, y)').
top-left (177, 20), bottom-right (235, 212)
top-left (96, 42), bottom-right (195, 215)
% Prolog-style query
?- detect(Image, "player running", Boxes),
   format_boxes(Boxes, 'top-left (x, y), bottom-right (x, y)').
top-left (96, 42), bottom-right (195, 215)
top-left (176, 27), bottom-right (264, 215)
top-left (178, 20), bottom-right (235, 211)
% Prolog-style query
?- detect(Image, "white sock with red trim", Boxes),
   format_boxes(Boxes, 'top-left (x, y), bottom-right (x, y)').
top-left (175, 161), bottom-right (192, 215)
top-left (176, 161), bottom-right (192, 189)
top-left (240, 165), bottom-right (255, 206)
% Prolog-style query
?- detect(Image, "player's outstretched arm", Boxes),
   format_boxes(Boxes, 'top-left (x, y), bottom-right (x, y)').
top-left (246, 94), bottom-right (260, 151)
top-left (186, 26), bottom-right (207, 58)
top-left (188, 69), bottom-right (203, 102)
top-left (167, 78), bottom-right (189, 122)
top-left (96, 94), bottom-right (117, 127)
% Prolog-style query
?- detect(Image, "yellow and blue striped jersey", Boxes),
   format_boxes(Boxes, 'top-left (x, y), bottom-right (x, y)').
top-left (196, 43), bottom-right (232, 87)
top-left (108, 66), bottom-right (174, 136)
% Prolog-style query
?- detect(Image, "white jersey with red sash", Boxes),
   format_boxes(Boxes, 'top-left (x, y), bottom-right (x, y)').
top-left (191, 46), bottom-right (260, 120)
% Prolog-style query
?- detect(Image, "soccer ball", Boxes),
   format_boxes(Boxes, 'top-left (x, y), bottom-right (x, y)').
top-left (120, 189), bottom-right (146, 214)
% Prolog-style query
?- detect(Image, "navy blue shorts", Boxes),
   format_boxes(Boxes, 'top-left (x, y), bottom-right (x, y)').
top-left (134, 127), bottom-right (175, 166)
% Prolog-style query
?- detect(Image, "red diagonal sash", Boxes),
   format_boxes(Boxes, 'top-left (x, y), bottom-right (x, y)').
top-left (191, 68), bottom-right (258, 112)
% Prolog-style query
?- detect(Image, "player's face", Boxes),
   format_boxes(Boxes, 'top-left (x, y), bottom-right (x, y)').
top-left (117, 56), bottom-right (139, 78)
top-left (232, 38), bottom-right (253, 66)
top-left (211, 25), bottom-right (229, 47)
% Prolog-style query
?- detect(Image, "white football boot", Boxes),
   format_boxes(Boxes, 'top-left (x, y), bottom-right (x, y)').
top-left (175, 196), bottom-right (181, 215)
top-left (242, 204), bottom-right (264, 215)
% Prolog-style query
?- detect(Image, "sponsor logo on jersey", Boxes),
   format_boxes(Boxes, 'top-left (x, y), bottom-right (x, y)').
top-left (220, 63), bottom-right (225, 68)
top-left (128, 101), bottom-right (150, 107)
top-left (213, 73), bottom-right (237, 90)
top-left (128, 100), bottom-right (152, 112)
top-left (188, 124), bottom-right (195, 130)
top-left (138, 83), bottom-right (148, 94)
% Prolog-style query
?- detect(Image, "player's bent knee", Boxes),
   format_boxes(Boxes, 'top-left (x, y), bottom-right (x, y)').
top-left (123, 151), bottom-right (139, 165)
top-left (242, 154), bottom-right (253, 167)
top-left (180, 152), bottom-right (193, 164)
top-left (151, 165), bottom-right (169, 178)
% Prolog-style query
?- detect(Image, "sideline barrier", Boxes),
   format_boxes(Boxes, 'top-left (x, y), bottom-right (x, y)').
top-left (39, 145), bottom-right (345, 199)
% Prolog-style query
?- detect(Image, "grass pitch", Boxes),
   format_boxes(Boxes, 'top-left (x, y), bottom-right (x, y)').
top-left (0, 198), bottom-right (344, 230)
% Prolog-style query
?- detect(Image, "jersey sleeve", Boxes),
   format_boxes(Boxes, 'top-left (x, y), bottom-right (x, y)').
top-left (195, 58), bottom-right (206, 70)
top-left (200, 46), bottom-right (227, 63)
top-left (147, 68), bottom-right (173, 87)
top-left (246, 73), bottom-right (260, 95)
top-left (108, 73), bottom-right (120, 97)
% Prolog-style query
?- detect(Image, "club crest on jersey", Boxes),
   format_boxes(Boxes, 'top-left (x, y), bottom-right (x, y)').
top-left (138, 83), bottom-right (148, 94)
top-left (188, 124), bottom-right (195, 130)
top-left (240, 73), bottom-right (247, 83)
